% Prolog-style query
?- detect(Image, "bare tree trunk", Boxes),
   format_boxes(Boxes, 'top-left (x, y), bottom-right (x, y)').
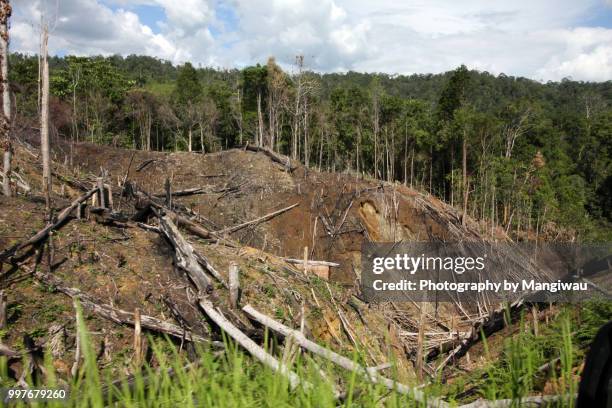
top-left (188, 127), bottom-right (192, 152)
top-left (237, 89), bottom-right (243, 146)
top-left (146, 112), bottom-right (151, 151)
top-left (256, 92), bottom-right (264, 147)
top-left (199, 125), bottom-right (204, 153)
top-left (303, 98), bottom-right (309, 166)
top-left (0, 1), bottom-right (11, 197)
top-left (410, 146), bottom-right (415, 189)
top-left (429, 145), bottom-right (433, 194)
top-left (462, 132), bottom-right (468, 225)
top-left (291, 55), bottom-right (304, 160)
top-left (41, 24), bottom-right (51, 212)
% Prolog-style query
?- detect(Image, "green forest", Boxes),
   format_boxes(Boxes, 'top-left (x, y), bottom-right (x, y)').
top-left (9, 53), bottom-right (612, 241)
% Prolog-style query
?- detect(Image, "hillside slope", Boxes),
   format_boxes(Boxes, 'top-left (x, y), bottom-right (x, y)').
top-left (1, 139), bottom-right (576, 405)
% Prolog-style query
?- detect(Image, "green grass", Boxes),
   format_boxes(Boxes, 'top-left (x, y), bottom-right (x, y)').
top-left (2, 301), bottom-right (609, 407)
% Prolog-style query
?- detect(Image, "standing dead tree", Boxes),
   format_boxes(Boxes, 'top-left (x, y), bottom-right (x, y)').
top-left (40, 21), bottom-right (51, 212)
top-left (0, 0), bottom-right (11, 197)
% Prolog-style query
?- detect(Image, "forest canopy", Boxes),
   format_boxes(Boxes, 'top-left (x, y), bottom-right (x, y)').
top-left (9, 53), bottom-right (612, 240)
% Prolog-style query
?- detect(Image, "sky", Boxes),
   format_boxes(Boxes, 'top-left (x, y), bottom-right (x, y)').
top-left (10, 0), bottom-right (612, 82)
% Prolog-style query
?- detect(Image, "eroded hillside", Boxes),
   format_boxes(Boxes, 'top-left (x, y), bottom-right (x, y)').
top-left (1, 139), bottom-right (575, 406)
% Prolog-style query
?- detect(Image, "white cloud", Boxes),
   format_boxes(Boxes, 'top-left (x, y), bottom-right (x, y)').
top-left (10, 0), bottom-right (612, 81)
top-left (12, 0), bottom-right (184, 61)
top-left (536, 28), bottom-right (612, 81)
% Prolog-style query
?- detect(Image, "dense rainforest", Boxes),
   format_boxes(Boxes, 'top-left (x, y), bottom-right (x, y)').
top-left (8, 53), bottom-right (612, 241)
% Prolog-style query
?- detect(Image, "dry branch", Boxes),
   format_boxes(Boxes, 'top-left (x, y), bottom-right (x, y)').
top-left (135, 158), bottom-right (157, 172)
top-left (215, 202), bottom-right (299, 235)
top-left (0, 188), bottom-right (98, 261)
top-left (134, 190), bottom-right (237, 247)
top-left (33, 271), bottom-right (219, 347)
top-left (242, 304), bottom-right (448, 408)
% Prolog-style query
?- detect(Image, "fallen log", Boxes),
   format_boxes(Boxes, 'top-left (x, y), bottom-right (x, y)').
top-left (33, 271), bottom-right (220, 347)
top-left (134, 190), bottom-right (237, 247)
top-left (284, 258), bottom-right (340, 267)
top-left (155, 210), bottom-right (214, 294)
top-left (152, 185), bottom-right (239, 198)
top-left (242, 304), bottom-right (448, 408)
top-left (215, 202), bottom-right (299, 235)
top-left (153, 187), bottom-right (205, 197)
top-left (199, 298), bottom-right (307, 391)
top-left (243, 144), bottom-right (297, 171)
top-left (0, 188), bottom-right (98, 261)
top-left (458, 394), bottom-right (574, 408)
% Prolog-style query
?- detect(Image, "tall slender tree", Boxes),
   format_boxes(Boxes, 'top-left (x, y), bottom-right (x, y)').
top-left (0, 0), bottom-right (11, 197)
top-left (40, 22), bottom-right (51, 212)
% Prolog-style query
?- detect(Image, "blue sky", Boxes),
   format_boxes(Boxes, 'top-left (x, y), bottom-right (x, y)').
top-left (11, 0), bottom-right (612, 81)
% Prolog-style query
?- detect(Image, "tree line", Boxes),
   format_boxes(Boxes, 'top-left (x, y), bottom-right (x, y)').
top-left (8, 53), bottom-right (612, 240)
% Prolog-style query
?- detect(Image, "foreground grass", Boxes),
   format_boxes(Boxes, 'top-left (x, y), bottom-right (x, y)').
top-left (3, 300), bottom-right (610, 407)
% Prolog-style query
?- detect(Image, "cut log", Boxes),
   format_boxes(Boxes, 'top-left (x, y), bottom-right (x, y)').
top-left (199, 298), bottom-right (307, 390)
top-left (33, 271), bottom-right (220, 347)
top-left (284, 258), bottom-right (340, 267)
top-left (215, 203), bottom-right (299, 235)
top-left (243, 145), bottom-right (297, 171)
top-left (0, 188), bottom-right (98, 261)
top-left (242, 304), bottom-right (448, 408)
top-left (155, 210), bottom-right (214, 294)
